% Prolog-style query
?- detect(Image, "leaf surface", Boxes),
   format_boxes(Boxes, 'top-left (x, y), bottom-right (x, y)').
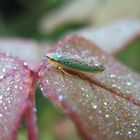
top-left (0, 53), bottom-right (33, 140)
top-left (0, 38), bottom-right (44, 70)
top-left (39, 36), bottom-right (140, 140)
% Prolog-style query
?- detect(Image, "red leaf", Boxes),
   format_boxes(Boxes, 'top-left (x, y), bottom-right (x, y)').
top-left (39, 36), bottom-right (140, 140)
top-left (0, 38), bottom-right (43, 70)
top-left (0, 53), bottom-right (35, 140)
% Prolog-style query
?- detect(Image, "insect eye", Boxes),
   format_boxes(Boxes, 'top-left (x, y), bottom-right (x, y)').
top-left (99, 65), bottom-right (105, 71)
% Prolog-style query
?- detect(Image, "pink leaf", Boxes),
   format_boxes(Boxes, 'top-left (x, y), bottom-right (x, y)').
top-left (0, 38), bottom-right (44, 70)
top-left (0, 53), bottom-right (36, 140)
top-left (39, 36), bottom-right (140, 140)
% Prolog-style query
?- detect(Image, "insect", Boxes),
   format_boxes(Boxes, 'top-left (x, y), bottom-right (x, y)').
top-left (46, 53), bottom-right (105, 77)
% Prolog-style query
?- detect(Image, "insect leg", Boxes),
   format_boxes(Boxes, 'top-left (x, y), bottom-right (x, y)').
top-left (77, 72), bottom-right (86, 78)
top-left (58, 67), bottom-right (73, 77)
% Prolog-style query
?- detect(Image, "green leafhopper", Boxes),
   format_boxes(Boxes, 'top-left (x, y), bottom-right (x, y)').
top-left (46, 53), bottom-right (105, 76)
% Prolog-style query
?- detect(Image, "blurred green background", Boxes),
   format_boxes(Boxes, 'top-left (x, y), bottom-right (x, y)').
top-left (0, 0), bottom-right (63, 39)
top-left (0, 0), bottom-right (140, 140)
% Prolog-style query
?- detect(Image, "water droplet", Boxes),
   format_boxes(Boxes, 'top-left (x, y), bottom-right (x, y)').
top-left (58, 95), bottom-right (64, 101)
top-left (0, 113), bottom-right (3, 117)
top-left (81, 87), bottom-right (85, 91)
top-left (24, 62), bottom-right (27, 66)
top-left (14, 85), bottom-right (18, 89)
top-left (92, 104), bottom-right (97, 109)
top-left (0, 95), bottom-right (3, 100)
top-left (115, 131), bottom-right (120, 135)
top-left (112, 84), bottom-right (117, 87)
top-left (98, 110), bottom-right (102, 114)
top-left (19, 86), bottom-right (23, 90)
top-left (126, 82), bottom-right (132, 86)
top-left (33, 107), bottom-right (37, 112)
top-left (105, 114), bottom-right (109, 118)
top-left (6, 87), bottom-right (10, 91)
top-left (0, 75), bottom-right (4, 79)
top-left (127, 131), bottom-right (132, 137)
top-left (104, 102), bottom-right (107, 106)
top-left (2, 68), bottom-right (6, 73)
top-left (110, 74), bottom-right (116, 78)
top-left (40, 87), bottom-right (43, 91)
top-left (4, 106), bottom-right (7, 110)
top-left (95, 63), bottom-right (100, 66)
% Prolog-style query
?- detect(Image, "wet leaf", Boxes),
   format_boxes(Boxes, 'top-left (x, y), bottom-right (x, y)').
top-left (0, 38), bottom-right (44, 70)
top-left (39, 36), bottom-right (140, 140)
top-left (0, 53), bottom-right (33, 140)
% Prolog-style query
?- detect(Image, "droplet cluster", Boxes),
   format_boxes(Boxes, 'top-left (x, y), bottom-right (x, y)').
top-left (40, 36), bottom-right (140, 139)
top-left (52, 38), bottom-right (140, 105)
top-left (0, 53), bottom-right (32, 140)
top-left (40, 68), bottom-right (140, 140)
top-left (94, 55), bottom-right (140, 106)
top-left (45, 43), bottom-right (103, 69)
